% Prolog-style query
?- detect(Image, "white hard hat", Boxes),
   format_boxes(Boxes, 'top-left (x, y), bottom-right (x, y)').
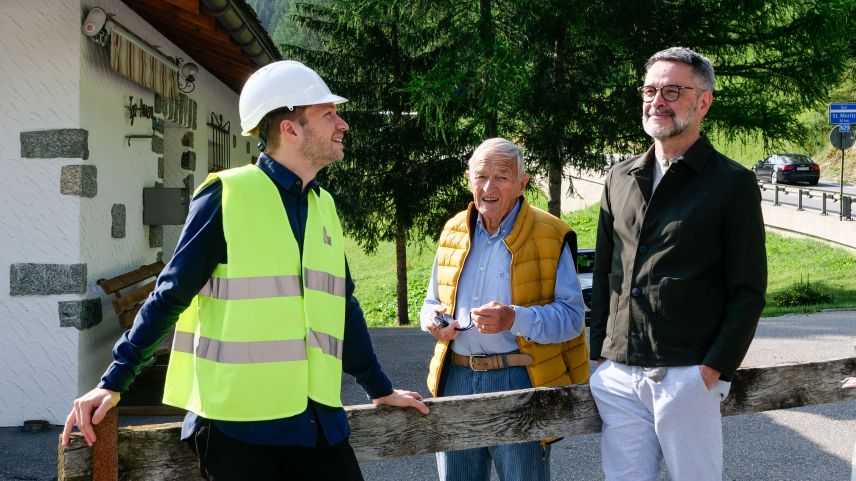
top-left (239, 60), bottom-right (348, 136)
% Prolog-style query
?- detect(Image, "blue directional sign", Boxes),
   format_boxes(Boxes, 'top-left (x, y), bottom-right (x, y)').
top-left (841, 124), bottom-right (851, 133)
top-left (829, 103), bottom-right (856, 124)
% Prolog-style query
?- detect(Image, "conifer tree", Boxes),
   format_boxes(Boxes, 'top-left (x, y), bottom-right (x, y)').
top-left (284, 0), bottom-right (472, 325)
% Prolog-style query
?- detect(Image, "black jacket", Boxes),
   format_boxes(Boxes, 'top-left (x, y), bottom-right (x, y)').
top-left (589, 134), bottom-right (767, 377)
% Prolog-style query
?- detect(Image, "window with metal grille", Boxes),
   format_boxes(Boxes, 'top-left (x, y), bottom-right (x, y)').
top-left (207, 112), bottom-right (231, 172)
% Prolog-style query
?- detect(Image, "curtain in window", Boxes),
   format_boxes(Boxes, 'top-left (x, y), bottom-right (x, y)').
top-left (110, 31), bottom-right (179, 100)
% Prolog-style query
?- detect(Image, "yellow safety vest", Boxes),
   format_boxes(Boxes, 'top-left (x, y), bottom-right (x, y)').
top-left (163, 164), bottom-right (346, 421)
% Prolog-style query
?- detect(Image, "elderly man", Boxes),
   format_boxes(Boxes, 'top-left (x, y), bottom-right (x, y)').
top-left (61, 61), bottom-right (428, 481)
top-left (420, 137), bottom-right (588, 481)
top-left (588, 47), bottom-right (767, 481)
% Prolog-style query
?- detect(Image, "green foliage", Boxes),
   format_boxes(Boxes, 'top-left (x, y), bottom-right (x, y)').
top-left (346, 237), bottom-right (435, 326)
top-left (768, 275), bottom-right (834, 307)
top-left (561, 204), bottom-right (599, 248)
top-left (245, 0), bottom-right (292, 30)
top-left (248, 0), bottom-right (856, 322)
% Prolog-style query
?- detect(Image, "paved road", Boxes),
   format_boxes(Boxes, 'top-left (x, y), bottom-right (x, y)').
top-left (4, 311), bottom-right (856, 480)
top-left (758, 180), bottom-right (856, 218)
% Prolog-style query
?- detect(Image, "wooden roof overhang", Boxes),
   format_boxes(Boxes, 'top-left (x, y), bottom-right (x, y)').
top-left (122, 0), bottom-right (281, 93)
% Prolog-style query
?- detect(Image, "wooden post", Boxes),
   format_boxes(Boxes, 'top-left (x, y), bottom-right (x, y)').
top-left (92, 407), bottom-right (119, 481)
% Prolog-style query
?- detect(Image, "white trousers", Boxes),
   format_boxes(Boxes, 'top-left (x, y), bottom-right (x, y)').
top-left (589, 360), bottom-right (731, 481)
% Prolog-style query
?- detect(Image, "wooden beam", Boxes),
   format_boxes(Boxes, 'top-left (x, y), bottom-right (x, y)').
top-left (126, 0), bottom-right (214, 30)
top-left (58, 357), bottom-right (856, 479)
top-left (162, 0), bottom-right (199, 15)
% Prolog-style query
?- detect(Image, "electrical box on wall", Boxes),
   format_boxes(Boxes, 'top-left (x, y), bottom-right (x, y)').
top-left (143, 188), bottom-right (187, 225)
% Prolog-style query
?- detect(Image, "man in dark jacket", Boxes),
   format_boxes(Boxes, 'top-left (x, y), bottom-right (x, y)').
top-left (588, 47), bottom-right (767, 481)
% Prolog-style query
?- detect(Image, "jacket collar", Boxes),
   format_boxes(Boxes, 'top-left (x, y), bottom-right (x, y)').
top-left (628, 132), bottom-right (714, 176)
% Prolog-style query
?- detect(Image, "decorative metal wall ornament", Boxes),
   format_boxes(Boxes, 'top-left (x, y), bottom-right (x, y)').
top-left (126, 96), bottom-right (154, 126)
top-left (207, 113), bottom-right (231, 172)
top-left (176, 58), bottom-right (198, 94)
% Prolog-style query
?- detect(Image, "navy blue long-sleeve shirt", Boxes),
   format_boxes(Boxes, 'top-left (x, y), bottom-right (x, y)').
top-left (99, 154), bottom-right (393, 446)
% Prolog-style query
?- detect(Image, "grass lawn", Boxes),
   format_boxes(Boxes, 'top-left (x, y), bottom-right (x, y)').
top-left (763, 233), bottom-right (856, 316)
top-left (347, 203), bottom-right (856, 326)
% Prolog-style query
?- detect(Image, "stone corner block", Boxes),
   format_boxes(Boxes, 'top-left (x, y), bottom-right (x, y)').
top-left (60, 164), bottom-right (97, 197)
top-left (21, 129), bottom-right (89, 160)
top-left (111, 204), bottom-right (126, 238)
top-left (10, 263), bottom-right (87, 296)
top-left (181, 151), bottom-right (196, 171)
top-left (59, 298), bottom-right (102, 330)
top-left (181, 131), bottom-right (194, 148)
top-left (149, 225), bottom-right (163, 248)
top-left (151, 135), bottom-right (164, 155)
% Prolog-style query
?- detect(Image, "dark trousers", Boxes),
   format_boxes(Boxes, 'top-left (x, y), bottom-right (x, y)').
top-left (187, 421), bottom-right (365, 481)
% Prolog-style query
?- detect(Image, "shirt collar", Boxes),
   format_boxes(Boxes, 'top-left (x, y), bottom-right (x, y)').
top-left (257, 153), bottom-right (320, 195)
top-left (475, 197), bottom-right (522, 238)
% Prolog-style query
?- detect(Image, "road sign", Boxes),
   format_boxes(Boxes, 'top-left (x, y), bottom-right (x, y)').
top-left (841, 124), bottom-right (852, 133)
top-left (830, 125), bottom-right (855, 150)
top-left (829, 103), bottom-right (856, 124)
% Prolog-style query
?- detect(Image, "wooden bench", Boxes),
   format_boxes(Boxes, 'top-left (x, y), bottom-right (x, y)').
top-left (97, 261), bottom-right (165, 330)
top-left (96, 261), bottom-right (182, 416)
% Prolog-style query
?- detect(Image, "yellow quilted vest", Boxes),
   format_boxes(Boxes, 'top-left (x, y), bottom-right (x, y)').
top-left (426, 198), bottom-right (589, 397)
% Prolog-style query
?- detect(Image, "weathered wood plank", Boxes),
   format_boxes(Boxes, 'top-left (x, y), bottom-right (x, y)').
top-left (348, 384), bottom-right (600, 460)
top-left (112, 281), bottom-right (156, 314)
top-left (59, 357), bottom-right (856, 480)
top-left (96, 261), bottom-right (163, 295)
top-left (722, 357), bottom-right (856, 415)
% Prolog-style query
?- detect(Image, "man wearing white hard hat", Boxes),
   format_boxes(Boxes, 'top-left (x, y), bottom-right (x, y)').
top-left (61, 60), bottom-right (429, 480)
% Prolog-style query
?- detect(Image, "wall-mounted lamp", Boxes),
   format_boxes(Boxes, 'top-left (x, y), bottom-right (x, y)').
top-left (177, 59), bottom-right (198, 94)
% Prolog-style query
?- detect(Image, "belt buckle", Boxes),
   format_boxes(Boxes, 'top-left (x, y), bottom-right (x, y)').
top-left (469, 354), bottom-right (488, 372)
top-left (642, 366), bottom-right (668, 383)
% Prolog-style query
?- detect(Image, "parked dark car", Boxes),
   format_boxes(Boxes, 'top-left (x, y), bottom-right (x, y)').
top-left (576, 248), bottom-right (594, 325)
top-left (752, 153), bottom-right (820, 185)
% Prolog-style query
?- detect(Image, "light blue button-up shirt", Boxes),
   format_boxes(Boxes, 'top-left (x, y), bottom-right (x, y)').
top-left (420, 200), bottom-right (585, 356)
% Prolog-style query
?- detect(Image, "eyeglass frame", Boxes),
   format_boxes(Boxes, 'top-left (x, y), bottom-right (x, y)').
top-left (433, 312), bottom-right (475, 331)
top-left (637, 84), bottom-right (696, 103)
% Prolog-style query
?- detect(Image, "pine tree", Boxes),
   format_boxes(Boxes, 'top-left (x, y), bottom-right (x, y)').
top-left (284, 0), bottom-right (473, 325)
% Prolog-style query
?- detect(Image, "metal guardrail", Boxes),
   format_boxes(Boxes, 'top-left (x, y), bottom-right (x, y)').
top-left (757, 182), bottom-right (853, 220)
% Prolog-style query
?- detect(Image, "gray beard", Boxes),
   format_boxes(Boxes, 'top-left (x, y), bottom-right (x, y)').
top-left (643, 102), bottom-right (697, 140)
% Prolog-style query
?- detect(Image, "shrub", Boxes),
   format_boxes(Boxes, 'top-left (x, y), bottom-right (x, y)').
top-left (768, 275), bottom-right (834, 307)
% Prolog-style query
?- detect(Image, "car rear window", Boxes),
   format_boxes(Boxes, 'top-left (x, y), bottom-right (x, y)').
top-left (777, 154), bottom-right (812, 164)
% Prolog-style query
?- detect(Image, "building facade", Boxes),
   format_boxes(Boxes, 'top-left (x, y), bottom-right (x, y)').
top-left (0, 0), bottom-right (276, 426)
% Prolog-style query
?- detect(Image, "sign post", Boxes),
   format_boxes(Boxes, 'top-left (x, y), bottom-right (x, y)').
top-left (828, 103), bottom-right (856, 220)
top-left (829, 125), bottom-right (855, 220)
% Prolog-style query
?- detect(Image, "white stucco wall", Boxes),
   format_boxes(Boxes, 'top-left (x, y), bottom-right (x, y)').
top-left (0, 0), bottom-right (83, 426)
top-left (0, 0), bottom-right (256, 426)
top-left (77, 0), bottom-right (255, 394)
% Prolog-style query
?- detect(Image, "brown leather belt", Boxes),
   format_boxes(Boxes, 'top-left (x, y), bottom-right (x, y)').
top-left (451, 352), bottom-right (533, 372)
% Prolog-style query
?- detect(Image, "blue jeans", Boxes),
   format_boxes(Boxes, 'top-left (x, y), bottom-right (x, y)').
top-left (436, 363), bottom-right (550, 481)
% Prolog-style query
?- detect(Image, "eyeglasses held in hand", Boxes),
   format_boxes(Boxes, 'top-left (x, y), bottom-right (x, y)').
top-left (433, 312), bottom-right (475, 331)
top-left (638, 85), bottom-right (695, 103)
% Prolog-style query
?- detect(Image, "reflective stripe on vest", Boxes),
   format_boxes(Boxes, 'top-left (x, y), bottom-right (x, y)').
top-left (162, 164), bottom-right (346, 421)
top-left (172, 329), bottom-right (342, 362)
top-left (197, 270), bottom-right (346, 300)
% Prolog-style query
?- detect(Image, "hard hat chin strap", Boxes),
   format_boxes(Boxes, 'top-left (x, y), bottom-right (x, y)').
top-left (257, 117), bottom-right (268, 152)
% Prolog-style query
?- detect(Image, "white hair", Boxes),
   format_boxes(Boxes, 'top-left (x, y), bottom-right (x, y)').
top-left (468, 137), bottom-right (525, 179)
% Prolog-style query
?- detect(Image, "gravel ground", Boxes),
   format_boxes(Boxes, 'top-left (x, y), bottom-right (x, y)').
top-left (5, 310), bottom-right (855, 481)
